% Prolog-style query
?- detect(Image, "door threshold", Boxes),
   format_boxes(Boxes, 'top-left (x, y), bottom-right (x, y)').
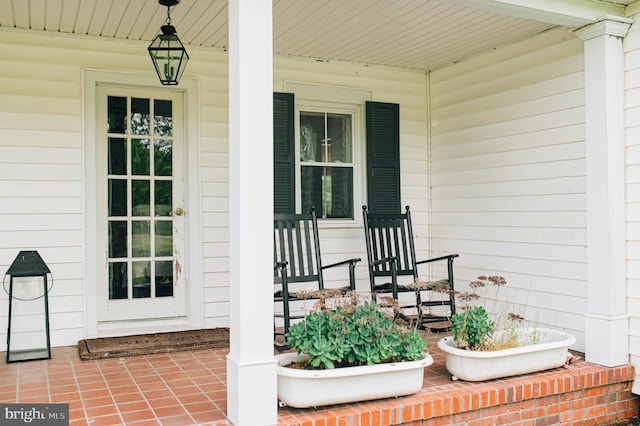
top-left (96, 317), bottom-right (192, 338)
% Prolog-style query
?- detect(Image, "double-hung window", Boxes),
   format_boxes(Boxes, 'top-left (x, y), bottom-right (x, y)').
top-left (299, 108), bottom-right (356, 219)
top-left (274, 92), bottom-right (400, 218)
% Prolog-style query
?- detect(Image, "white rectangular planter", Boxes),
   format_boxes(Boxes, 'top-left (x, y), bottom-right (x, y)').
top-left (276, 352), bottom-right (433, 408)
top-left (437, 327), bottom-right (576, 382)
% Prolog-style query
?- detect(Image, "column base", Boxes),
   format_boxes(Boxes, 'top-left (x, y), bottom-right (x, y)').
top-left (227, 355), bottom-right (277, 425)
top-left (585, 313), bottom-right (628, 367)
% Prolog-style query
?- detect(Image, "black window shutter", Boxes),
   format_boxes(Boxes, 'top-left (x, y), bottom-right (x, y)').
top-left (273, 92), bottom-right (295, 214)
top-left (366, 101), bottom-right (400, 214)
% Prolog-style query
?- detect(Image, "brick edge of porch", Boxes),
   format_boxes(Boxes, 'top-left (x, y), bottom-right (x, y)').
top-left (277, 362), bottom-right (639, 425)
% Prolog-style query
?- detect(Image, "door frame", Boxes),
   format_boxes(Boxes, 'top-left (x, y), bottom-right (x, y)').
top-left (83, 69), bottom-right (202, 337)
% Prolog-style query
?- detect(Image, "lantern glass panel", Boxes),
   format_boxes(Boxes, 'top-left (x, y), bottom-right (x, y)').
top-left (7, 276), bottom-right (49, 362)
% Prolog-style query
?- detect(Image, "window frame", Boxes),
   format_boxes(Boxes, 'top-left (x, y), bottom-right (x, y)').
top-left (294, 99), bottom-right (365, 226)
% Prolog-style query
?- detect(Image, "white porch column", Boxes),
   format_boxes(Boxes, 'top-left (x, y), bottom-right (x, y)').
top-left (575, 17), bottom-right (633, 367)
top-left (226, 0), bottom-right (277, 424)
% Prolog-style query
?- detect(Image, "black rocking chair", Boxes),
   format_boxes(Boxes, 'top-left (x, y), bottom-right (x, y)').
top-left (362, 205), bottom-right (458, 331)
top-left (274, 207), bottom-right (361, 348)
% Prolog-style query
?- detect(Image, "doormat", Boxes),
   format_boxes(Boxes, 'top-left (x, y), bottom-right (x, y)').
top-left (78, 328), bottom-right (229, 360)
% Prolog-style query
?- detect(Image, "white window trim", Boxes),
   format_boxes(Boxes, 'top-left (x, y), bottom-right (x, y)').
top-left (295, 100), bottom-right (364, 227)
top-left (285, 82), bottom-right (372, 228)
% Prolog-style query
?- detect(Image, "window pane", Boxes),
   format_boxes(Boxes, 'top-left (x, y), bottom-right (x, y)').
top-left (155, 261), bottom-right (174, 297)
top-left (132, 261), bottom-right (151, 298)
top-left (154, 140), bottom-right (172, 176)
top-left (108, 179), bottom-right (127, 216)
top-left (327, 113), bottom-right (352, 163)
top-left (155, 180), bottom-right (172, 216)
top-left (326, 167), bottom-right (353, 218)
top-left (131, 139), bottom-right (150, 175)
top-left (132, 221), bottom-right (151, 257)
top-left (109, 262), bottom-right (127, 299)
top-left (131, 98), bottom-right (150, 135)
top-left (301, 166), bottom-right (323, 215)
top-left (300, 112), bottom-right (324, 162)
top-left (108, 221), bottom-right (127, 258)
top-left (154, 100), bottom-right (173, 136)
top-left (108, 138), bottom-right (127, 175)
top-left (155, 221), bottom-right (173, 257)
top-left (301, 166), bottom-right (353, 219)
top-left (132, 180), bottom-right (150, 216)
top-left (108, 96), bottom-right (127, 134)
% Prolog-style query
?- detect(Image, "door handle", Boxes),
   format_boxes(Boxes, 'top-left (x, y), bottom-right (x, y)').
top-left (171, 208), bottom-right (184, 216)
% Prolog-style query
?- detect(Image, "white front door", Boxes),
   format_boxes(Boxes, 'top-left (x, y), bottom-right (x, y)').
top-left (96, 86), bottom-right (186, 322)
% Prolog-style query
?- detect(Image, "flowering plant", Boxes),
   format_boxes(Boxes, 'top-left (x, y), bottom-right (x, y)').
top-left (449, 275), bottom-right (532, 351)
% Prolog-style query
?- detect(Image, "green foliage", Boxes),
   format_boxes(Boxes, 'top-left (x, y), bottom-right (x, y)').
top-left (285, 300), bottom-right (426, 369)
top-left (450, 306), bottom-right (495, 350)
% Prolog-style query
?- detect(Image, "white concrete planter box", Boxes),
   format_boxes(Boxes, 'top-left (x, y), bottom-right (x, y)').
top-left (275, 352), bottom-right (433, 408)
top-left (437, 327), bottom-right (576, 382)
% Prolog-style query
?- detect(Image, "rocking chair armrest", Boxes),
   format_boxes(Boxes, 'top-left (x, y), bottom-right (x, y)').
top-left (321, 258), bottom-right (361, 292)
top-left (321, 257), bottom-right (361, 270)
top-left (275, 261), bottom-right (288, 274)
top-left (371, 256), bottom-right (397, 268)
top-left (415, 253), bottom-right (459, 266)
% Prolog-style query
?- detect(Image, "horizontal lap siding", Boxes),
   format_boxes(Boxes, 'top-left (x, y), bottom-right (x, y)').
top-left (625, 14), bottom-right (640, 393)
top-left (429, 28), bottom-right (587, 350)
top-left (0, 28), bottom-right (230, 344)
top-left (274, 58), bottom-right (430, 293)
top-left (0, 27), bottom-right (430, 344)
top-left (0, 30), bottom-right (87, 347)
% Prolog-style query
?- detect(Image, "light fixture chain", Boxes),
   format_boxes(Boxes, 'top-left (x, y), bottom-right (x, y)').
top-left (166, 5), bottom-right (172, 25)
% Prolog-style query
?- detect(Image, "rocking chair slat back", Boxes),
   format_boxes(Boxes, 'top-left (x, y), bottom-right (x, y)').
top-left (274, 213), bottom-right (322, 286)
top-left (365, 213), bottom-right (416, 279)
top-left (273, 207), bottom-right (361, 348)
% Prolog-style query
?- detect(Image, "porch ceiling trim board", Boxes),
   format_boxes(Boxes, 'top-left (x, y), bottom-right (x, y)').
top-left (453, 0), bottom-right (626, 27)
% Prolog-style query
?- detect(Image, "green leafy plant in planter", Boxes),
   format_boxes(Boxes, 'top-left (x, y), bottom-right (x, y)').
top-left (450, 305), bottom-right (495, 350)
top-left (448, 275), bottom-right (532, 351)
top-left (285, 293), bottom-right (427, 369)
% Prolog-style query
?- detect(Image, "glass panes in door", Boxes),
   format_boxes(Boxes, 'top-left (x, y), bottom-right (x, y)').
top-left (107, 96), bottom-right (175, 300)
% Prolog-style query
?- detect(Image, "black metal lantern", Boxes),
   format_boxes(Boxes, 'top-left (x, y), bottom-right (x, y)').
top-left (4, 251), bottom-right (52, 363)
top-left (148, 0), bottom-right (189, 85)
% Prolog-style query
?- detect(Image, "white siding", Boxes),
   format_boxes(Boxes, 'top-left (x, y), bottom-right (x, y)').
top-left (0, 27), bottom-right (431, 346)
top-left (429, 27), bottom-right (587, 350)
top-left (625, 14), bottom-right (640, 391)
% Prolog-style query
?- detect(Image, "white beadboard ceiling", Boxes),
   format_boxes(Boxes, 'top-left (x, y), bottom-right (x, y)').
top-left (0, 0), bottom-right (634, 71)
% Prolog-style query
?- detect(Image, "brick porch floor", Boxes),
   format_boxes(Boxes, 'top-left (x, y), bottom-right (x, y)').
top-left (0, 333), bottom-right (638, 425)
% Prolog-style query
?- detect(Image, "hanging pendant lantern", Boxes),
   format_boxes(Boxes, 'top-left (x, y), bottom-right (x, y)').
top-left (148, 0), bottom-right (189, 85)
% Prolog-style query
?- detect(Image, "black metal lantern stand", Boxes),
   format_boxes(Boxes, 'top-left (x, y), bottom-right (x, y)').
top-left (148, 0), bottom-right (189, 85)
top-left (4, 250), bottom-right (52, 363)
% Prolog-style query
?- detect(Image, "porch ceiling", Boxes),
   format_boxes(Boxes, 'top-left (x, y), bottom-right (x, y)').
top-left (0, 0), bottom-right (634, 71)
